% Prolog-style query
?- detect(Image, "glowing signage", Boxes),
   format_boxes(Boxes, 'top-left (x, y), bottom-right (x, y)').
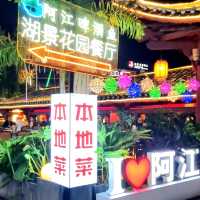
top-left (106, 149), bottom-right (200, 195)
top-left (17, 0), bottom-right (119, 75)
top-left (51, 93), bottom-right (97, 188)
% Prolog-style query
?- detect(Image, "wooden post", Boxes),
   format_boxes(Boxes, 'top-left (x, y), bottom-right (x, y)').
top-left (193, 49), bottom-right (200, 122)
top-left (59, 70), bottom-right (65, 93)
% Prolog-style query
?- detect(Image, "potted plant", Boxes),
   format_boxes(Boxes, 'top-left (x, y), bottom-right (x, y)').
top-left (95, 110), bottom-right (152, 195)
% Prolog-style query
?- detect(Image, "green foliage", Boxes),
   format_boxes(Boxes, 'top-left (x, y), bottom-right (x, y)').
top-left (93, 0), bottom-right (144, 40)
top-left (0, 35), bottom-right (22, 68)
top-left (97, 110), bottom-right (151, 183)
top-left (0, 127), bottom-right (50, 182)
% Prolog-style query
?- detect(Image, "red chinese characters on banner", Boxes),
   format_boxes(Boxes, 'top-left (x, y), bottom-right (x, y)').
top-left (54, 129), bottom-right (66, 148)
top-left (54, 102), bottom-right (67, 120)
top-left (75, 103), bottom-right (93, 121)
top-left (54, 156), bottom-right (66, 176)
top-left (75, 157), bottom-right (93, 177)
top-left (76, 130), bottom-right (93, 149)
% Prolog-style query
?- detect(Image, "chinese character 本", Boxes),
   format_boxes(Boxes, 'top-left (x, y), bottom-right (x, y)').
top-left (59, 30), bottom-right (75, 50)
top-left (148, 151), bottom-right (175, 186)
top-left (54, 129), bottom-right (67, 148)
top-left (75, 157), bottom-right (93, 177)
top-left (76, 130), bottom-right (93, 149)
top-left (21, 17), bottom-right (41, 42)
top-left (90, 39), bottom-right (104, 59)
top-left (43, 3), bottom-right (57, 23)
top-left (54, 102), bottom-right (67, 120)
top-left (54, 156), bottom-right (66, 176)
top-left (61, 10), bottom-right (74, 26)
top-left (107, 27), bottom-right (117, 41)
top-left (42, 24), bottom-right (58, 46)
top-left (104, 43), bottom-right (117, 61)
top-left (75, 103), bottom-right (93, 121)
top-left (78, 17), bottom-right (90, 33)
top-left (76, 34), bottom-right (90, 54)
top-left (93, 22), bottom-right (104, 38)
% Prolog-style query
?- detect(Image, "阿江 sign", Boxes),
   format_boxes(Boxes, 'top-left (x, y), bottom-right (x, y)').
top-left (17, 0), bottom-right (119, 75)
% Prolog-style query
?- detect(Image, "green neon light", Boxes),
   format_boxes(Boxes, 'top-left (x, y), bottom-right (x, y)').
top-left (45, 69), bottom-right (52, 88)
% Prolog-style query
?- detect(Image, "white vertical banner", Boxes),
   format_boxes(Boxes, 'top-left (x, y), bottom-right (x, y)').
top-left (51, 93), bottom-right (97, 188)
top-left (69, 94), bottom-right (97, 187)
top-left (51, 94), bottom-right (70, 187)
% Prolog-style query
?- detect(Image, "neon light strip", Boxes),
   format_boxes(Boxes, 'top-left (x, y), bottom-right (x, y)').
top-left (98, 94), bottom-right (196, 104)
top-left (112, 2), bottom-right (200, 23)
top-left (45, 69), bottom-right (52, 88)
top-left (29, 46), bottom-right (112, 70)
top-left (46, 56), bottom-right (112, 72)
top-left (47, 49), bottom-right (112, 68)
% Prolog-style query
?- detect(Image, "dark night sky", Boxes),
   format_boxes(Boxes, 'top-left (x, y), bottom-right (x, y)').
top-left (0, 0), bottom-right (191, 72)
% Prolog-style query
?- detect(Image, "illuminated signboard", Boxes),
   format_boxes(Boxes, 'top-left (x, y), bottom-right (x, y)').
top-left (51, 93), bottom-right (97, 188)
top-left (17, 0), bottom-right (119, 75)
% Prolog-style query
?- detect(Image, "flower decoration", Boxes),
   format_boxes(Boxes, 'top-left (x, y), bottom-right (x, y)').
top-left (118, 74), bottom-right (132, 89)
top-left (174, 81), bottom-right (186, 95)
top-left (182, 91), bottom-right (193, 103)
top-left (160, 81), bottom-right (171, 95)
top-left (168, 90), bottom-right (179, 102)
top-left (128, 83), bottom-right (141, 98)
top-left (149, 86), bottom-right (161, 98)
top-left (188, 78), bottom-right (200, 92)
top-left (140, 77), bottom-right (154, 93)
top-left (104, 77), bottom-right (118, 93)
top-left (89, 78), bottom-right (104, 94)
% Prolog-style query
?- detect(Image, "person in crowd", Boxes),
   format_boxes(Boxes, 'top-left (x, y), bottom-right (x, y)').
top-left (2, 117), bottom-right (10, 128)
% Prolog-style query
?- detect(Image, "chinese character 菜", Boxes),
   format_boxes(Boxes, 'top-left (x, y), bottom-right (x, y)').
top-left (90, 39), bottom-right (104, 59)
top-left (54, 156), bottom-right (66, 176)
top-left (75, 157), bottom-right (93, 177)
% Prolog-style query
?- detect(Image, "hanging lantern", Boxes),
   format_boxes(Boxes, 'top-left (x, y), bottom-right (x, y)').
top-left (174, 81), bottom-right (186, 95)
top-left (89, 78), bottom-right (104, 94)
top-left (140, 77), bottom-right (154, 93)
top-left (118, 74), bottom-right (132, 90)
top-left (182, 91), bottom-right (193, 103)
top-left (168, 90), bottom-right (179, 102)
top-left (128, 83), bottom-right (141, 98)
top-left (187, 78), bottom-right (200, 92)
top-left (104, 77), bottom-right (118, 94)
top-left (154, 59), bottom-right (168, 82)
top-left (149, 86), bottom-right (161, 98)
top-left (160, 81), bottom-right (172, 95)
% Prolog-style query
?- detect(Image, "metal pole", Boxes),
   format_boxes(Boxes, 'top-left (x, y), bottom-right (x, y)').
top-left (59, 70), bottom-right (65, 93)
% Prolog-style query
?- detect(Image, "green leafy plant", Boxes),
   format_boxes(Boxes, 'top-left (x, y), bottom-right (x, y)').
top-left (97, 110), bottom-right (151, 183)
top-left (0, 127), bottom-right (50, 182)
top-left (93, 0), bottom-right (144, 40)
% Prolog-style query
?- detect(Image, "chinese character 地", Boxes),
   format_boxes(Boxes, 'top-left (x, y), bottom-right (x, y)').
top-left (75, 103), bottom-right (93, 121)
top-left (75, 157), bottom-right (93, 177)
top-left (54, 102), bottom-right (67, 120)
top-left (54, 156), bottom-right (66, 176)
top-left (54, 129), bottom-right (67, 148)
top-left (21, 17), bottom-right (41, 42)
top-left (76, 130), bottom-right (93, 149)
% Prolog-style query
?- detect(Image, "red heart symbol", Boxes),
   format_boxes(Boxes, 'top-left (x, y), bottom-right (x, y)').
top-left (123, 157), bottom-right (150, 189)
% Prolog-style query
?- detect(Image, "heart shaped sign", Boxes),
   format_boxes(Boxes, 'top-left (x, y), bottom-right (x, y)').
top-left (123, 157), bottom-right (150, 189)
